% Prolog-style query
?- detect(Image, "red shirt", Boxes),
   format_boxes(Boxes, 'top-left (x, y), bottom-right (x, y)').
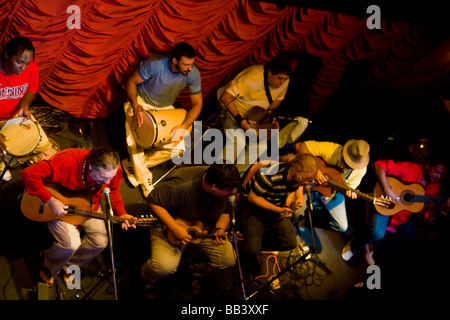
top-left (20, 148), bottom-right (127, 216)
top-left (373, 159), bottom-right (440, 226)
top-left (0, 60), bottom-right (39, 120)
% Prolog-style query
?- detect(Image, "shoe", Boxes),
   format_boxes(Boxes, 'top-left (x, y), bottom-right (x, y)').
top-left (38, 260), bottom-right (54, 287)
top-left (364, 244), bottom-right (375, 265)
top-left (341, 242), bottom-right (353, 261)
top-left (0, 161), bottom-right (12, 182)
top-left (140, 176), bottom-right (154, 198)
top-left (386, 226), bottom-right (397, 234)
top-left (1, 169), bottom-right (12, 182)
top-left (121, 159), bottom-right (139, 187)
top-left (60, 266), bottom-right (76, 287)
top-left (39, 268), bottom-right (54, 287)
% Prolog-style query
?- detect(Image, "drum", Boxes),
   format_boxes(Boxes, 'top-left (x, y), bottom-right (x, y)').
top-left (0, 117), bottom-right (41, 156)
top-left (132, 108), bottom-right (188, 149)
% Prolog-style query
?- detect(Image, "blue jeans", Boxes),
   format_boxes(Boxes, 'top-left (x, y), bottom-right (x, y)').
top-left (348, 210), bottom-right (390, 254)
top-left (293, 191), bottom-right (349, 232)
top-left (348, 207), bottom-right (421, 255)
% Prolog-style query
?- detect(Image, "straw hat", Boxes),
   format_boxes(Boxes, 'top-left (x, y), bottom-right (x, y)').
top-left (343, 139), bottom-right (370, 170)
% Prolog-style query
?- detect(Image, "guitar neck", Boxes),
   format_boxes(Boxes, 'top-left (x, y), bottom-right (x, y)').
top-left (67, 208), bottom-right (151, 226)
top-left (188, 230), bottom-right (240, 242)
top-left (325, 179), bottom-right (375, 202)
top-left (412, 194), bottom-right (448, 204)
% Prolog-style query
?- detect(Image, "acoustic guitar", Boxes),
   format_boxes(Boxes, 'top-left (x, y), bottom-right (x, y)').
top-left (373, 176), bottom-right (449, 216)
top-left (245, 106), bottom-right (279, 137)
top-left (20, 184), bottom-right (156, 226)
top-left (309, 157), bottom-right (394, 209)
top-left (167, 217), bottom-right (243, 246)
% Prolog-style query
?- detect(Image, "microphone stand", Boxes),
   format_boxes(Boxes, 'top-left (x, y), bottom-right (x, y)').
top-left (305, 185), bottom-right (317, 249)
top-left (103, 188), bottom-right (118, 300)
top-left (229, 195), bottom-right (247, 300)
top-left (245, 247), bottom-right (315, 300)
top-left (246, 185), bottom-right (317, 300)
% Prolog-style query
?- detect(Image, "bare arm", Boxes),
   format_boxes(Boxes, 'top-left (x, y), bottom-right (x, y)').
top-left (213, 213), bottom-right (231, 246)
top-left (126, 70), bottom-right (146, 127)
top-left (220, 91), bottom-right (252, 131)
top-left (374, 164), bottom-right (399, 203)
top-left (17, 91), bottom-right (36, 120)
top-left (173, 92), bottom-right (203, 132)
top-left (149, 203), bottom-right (191, 245)
top-left (248, 190), bottom-right (292, 219)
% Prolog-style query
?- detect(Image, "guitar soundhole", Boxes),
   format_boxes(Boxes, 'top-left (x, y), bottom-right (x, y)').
top-left (402, 192), bottom-right (414, 203)
top-left (188, 230), bottom-right (197, 237)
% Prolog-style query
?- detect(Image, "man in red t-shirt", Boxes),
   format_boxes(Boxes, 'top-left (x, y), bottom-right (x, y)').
top-left (341, 156), bottom-right (448, 265)
top-left (0, 36), bottom-right (54, 181)
top-left (21, 147), bottom-right (137, 286)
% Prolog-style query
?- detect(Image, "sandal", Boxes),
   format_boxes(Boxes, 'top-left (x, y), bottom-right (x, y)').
top-left (39, 267), bottom-right (55, 287)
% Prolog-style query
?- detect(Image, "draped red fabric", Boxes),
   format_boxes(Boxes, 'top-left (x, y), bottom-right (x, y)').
top-left (0, 0), bottom-right (448, 118)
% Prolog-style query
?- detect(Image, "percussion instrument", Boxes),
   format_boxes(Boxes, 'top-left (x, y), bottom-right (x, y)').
top-left (132, 108), bottom-right (188, 149)
top-left (0, 117), bottom-right (41, 156)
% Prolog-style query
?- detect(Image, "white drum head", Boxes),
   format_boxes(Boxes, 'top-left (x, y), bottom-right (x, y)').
top-left (132, 111), bottom-right (157, 149)
top-left (0, 117), bottom-right (41, 156)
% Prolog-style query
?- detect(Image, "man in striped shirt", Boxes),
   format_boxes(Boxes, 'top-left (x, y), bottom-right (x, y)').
top-left (239, 153), bottom-right (318, 273)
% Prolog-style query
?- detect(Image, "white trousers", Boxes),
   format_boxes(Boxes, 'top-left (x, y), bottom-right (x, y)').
top-left (44, 218), bottom-right (108, 275)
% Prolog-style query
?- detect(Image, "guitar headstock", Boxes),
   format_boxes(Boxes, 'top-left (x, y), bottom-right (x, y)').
top-left (136, 214), bottom-right (157, 226)
top-left (374, 196), bottom-right (395, 209)
top-left (228, 231), bottom-right (244, 242)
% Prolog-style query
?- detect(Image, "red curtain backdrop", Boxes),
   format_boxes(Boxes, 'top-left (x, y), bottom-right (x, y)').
top-left (1, 0), bottom-right (448, 118)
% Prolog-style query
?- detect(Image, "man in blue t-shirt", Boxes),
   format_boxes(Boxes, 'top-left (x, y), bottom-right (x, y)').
top-left (123, 42), bottom-right (203, 197)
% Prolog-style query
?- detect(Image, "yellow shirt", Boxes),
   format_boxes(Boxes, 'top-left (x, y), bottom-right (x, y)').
top-left (218, 65), bottom-right (289, 117)
top-left (304, 140), bottom-right (367, 189)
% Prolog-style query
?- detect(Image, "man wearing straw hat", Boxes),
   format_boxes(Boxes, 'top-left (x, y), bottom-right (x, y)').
top-left (290, 139), bottom-right (371, 233)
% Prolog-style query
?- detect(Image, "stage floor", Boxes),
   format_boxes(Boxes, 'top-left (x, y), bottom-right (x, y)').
top-left (1, 107), bottom-right (448, 308)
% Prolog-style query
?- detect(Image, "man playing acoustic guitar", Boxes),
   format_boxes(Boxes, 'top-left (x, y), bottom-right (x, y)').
top-left (140, 163), bottom-right (241, 297)
top-left (216, 55), bottom-right (308, 174)
top-left (289, 139), bottom-right (371, 233)
top-left (342, 155), bottom-right (448, 265)
top-left (21, 147), bottom-right (137, 287)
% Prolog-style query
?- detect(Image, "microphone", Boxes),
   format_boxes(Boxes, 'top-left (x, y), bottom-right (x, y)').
top-left (229, 194), bottom-right (236, 207)
top-left (229, 194), bottom-right (236, 225)
top-left (103, 187), bottom-right (113, 217)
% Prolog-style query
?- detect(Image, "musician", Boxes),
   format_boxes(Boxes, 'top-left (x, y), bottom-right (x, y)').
top-left (124, 42), bottom-right (203, 197)
top-left (140, 164), bottom-right (241, 296)
top-left (0, 36), bottom-right (56, 181)
top-left (342, 156), bottom-right (448, 265)
top-left (290, 139), bottom-right (370, 233)
top-left (217, 55), bottom-right (307, 173)
top-left (239, 153), bottom-right (318, 273)
top-left (20, 147), bottom-right (136, 286)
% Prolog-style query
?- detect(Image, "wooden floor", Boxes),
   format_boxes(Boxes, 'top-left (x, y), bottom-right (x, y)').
top-left (1, 102), bottom-right (449, 315)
